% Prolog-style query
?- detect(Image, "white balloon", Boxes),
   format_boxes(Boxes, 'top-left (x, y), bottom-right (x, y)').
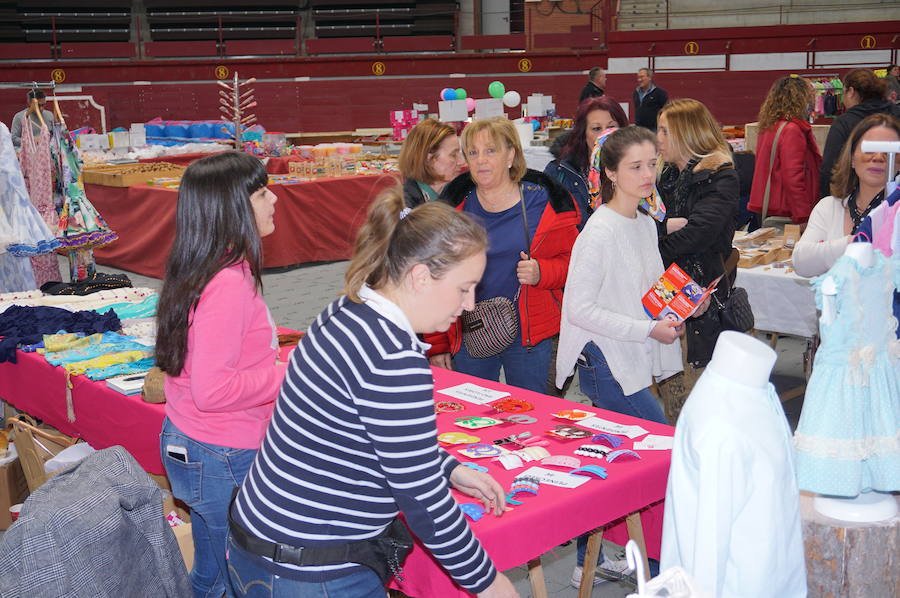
top-left (502, 90), bottom-right (521, 108)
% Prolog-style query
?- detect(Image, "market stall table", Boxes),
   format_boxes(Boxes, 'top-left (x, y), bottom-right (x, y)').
top-left (736, 264), bottom-right (817, 338)
top-left (393, 367), bottom-right (670, 598)
top-left (86, 174), bottom-right (397, 278)
top-left (0, 337), bottom-right (298, 475)
top-left (138, 152), bottom-right (225, 167)
top-left (1, 349), bottom-right (669, 598)
top-left (736, 263), bottom-right (818, 401)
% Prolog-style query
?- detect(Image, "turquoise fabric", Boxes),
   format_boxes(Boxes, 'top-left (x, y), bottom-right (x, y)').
top-left (43, 331), bottom-right (148, 366)
top-left (794, 252), bottom-right (900, 496)
top-left (85, 357), bottom-right (155, 381)
top-left (105, 294), bottom-right (158, 319)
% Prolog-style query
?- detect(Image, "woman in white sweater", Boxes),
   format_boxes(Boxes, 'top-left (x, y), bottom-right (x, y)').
top-left (556, 125), bottom-right (683, 419)
top-left (794, 113), bottom-right (900, 277)
top-left (556, 125), bottom-right (684, 586)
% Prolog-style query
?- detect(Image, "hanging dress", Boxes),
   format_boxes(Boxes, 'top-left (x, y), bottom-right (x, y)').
top-left (794, 251), bottom-right (900, 496)
top-left (0, 123), bottom-right (61, 292)
top-left (51, 122), bottom-right (117, 280)
top-left (19, 120), bottom-right (62, 287)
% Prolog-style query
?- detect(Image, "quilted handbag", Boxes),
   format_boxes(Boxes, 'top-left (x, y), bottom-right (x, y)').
top-left (461, 297), bottom-right (518, 359)
top-left (717, 286), bottom-right (754, 332)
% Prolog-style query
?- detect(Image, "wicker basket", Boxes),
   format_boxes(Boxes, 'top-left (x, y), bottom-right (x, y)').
top-left (7, 414), bottom-right (78, 492)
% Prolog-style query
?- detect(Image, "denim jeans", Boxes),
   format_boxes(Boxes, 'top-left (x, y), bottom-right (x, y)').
top-left (226, 536), bottom-right (387, 598)
top-left (161, 417), bottom-right (257, 598)
top-left (574, 342), bottom-right (665, 567)
top-left (577, 342), bottom-right (667, 424)
top-left (453, 336), bottom-right (552, 394)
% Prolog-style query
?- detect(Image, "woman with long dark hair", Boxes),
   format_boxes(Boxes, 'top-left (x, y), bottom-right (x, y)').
top-left (155, 151), bottom-right (286, 598)
top-left (544, 96), bottom-right (629, 229)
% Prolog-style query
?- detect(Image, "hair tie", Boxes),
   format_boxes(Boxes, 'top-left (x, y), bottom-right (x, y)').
top-left (399, 207), bottom-right (411, 220)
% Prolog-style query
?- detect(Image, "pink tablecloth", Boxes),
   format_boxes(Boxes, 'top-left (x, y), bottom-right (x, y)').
top-left (0, 335), bottom-right (298, 475)
top-left (394, 368), bottom-right (671, 598)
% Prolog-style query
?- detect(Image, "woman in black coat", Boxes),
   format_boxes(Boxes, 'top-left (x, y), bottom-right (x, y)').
top-left (655, 99), bottom-right (740, 419)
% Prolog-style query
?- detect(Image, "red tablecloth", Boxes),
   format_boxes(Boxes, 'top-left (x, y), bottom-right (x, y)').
top-left (86, 174), bottom-right (397, 278)
top-left (391, 368), bottom-right (670, 598)
top-left (0, 338), bottom-right (298, 475)
top-left (265, 156), bottom-right (303, 174)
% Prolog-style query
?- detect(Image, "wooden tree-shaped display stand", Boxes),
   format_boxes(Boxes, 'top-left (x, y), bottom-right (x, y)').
top-left (217, 73), bottom-right (257, 149)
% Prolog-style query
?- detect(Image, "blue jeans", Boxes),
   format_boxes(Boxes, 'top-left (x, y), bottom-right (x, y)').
top-left (161, 417), bottom-right (257, 598)
top-left (577, 342), bottom-right (666, 424)
top-left (575, 342), bottom-right (666, 567)
top-left (226, 536), bottom-right (387, 598)
top-left (453, 336), bottom-right (552, 394)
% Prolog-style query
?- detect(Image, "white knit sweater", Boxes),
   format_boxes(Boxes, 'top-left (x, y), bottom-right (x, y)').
top-left (556, 205), bottom-right (683, 395)
top-left (793, 195), bottom-right (852, 278)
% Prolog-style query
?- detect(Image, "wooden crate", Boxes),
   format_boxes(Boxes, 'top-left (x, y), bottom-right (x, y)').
top-left (83, 163), bottom-right (184, 187)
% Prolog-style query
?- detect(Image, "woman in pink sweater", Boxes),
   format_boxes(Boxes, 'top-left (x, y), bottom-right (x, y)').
top-left (155, 151), bottom-right (286, 598)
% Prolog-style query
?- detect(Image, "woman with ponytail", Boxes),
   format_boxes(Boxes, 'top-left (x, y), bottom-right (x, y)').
top-left (155, 151), bottom-right (286, 598)
top-left (227, 186), bottom-right (519, 598)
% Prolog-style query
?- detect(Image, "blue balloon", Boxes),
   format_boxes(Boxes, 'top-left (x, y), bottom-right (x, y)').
top-left (531, 120), bottom-right (540, 131)
top-left (441, 88), bottom-right (457, 101)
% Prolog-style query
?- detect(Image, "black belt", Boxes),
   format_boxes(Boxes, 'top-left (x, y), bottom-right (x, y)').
top-left (229, 508), bottom-right (363, 567)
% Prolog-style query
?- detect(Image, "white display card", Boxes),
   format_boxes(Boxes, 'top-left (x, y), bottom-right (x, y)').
top-left (518, 466), bottom-right (590, 489)
top-left (577, 417), bottom-right (649, 439)
top-left (632, 434), bottom-right (674, 451)
top-left (437, 382), bottom-right (509, 405)
top-left (474, 98), bottom-right (504, 120)
top-left (526, 94), bottom-right (546, 116)
top-left (438, 99), bottom-right (468, 122)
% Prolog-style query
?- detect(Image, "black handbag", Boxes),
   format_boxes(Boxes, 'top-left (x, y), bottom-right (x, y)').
top-left (715, 286), bottom-right (755, 332)
top-left (461, 187), bottom-right (530, 359)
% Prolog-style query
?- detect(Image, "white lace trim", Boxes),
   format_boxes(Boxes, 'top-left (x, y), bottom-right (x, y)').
top-left (794, 429), bottom-right (900, 460)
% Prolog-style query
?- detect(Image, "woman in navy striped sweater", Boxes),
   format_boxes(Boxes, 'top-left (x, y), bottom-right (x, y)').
top-left (227, 187), bottom-right (519, 598)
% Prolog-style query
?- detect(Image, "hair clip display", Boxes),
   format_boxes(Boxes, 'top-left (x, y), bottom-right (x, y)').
top-left (547, 424), bottom-right (593, 440)
top-left (552, 408), bottom-right (595, 421)
top-left (574, 444), bottom-right (611, 458)
top-left (493, 453), bottom-right (524, 470)
top-left (458, 443), bottom-right (504, 458)
top-left (493, 431), bottom-right (532, 446)
top-left (514, 446), bottom-right (551, 462)
top-left (504, 414), bottom-right (538, 425)
top-left (435, 401), bottom-right (464, 413)
top-left (459, 503), bottom-right (486, 521)
top-left (591, 433), bottom-right (624, 448)
top-left (540, 455), bottom-right (581, 469)
top-left (461, 462), bottom-right (488, 472)
top-left (569, 465), bottom-right (609, 479)
top-left (438, 432), bottom-right (480, 445)
top-left (606, 449), bottom-right (641, 463)
top-left (455, 416), bottom-right (503, 430)
top-left (489, 398), bottom-right (534, 413)
top-left (505, 493), bottom-right (524, 505)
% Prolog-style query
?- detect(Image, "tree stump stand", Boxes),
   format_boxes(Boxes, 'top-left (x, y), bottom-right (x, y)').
top-left (801, 492), bottom-right (899, 597)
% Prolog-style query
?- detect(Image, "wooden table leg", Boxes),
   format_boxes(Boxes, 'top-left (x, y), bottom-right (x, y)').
top-left (625, 512), bottom-right (650, 581)
top-left (527, 557), bottom-right (549, 598)
top-left (579, 529), bottom-right (604, 598)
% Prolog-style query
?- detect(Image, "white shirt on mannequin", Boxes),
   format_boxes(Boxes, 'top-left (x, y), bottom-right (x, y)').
top-left (661, 332), bottom-right (807, 598)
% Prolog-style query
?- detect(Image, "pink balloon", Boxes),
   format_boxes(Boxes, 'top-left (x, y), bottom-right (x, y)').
top-left (466, 97), bottom-right (476, 112)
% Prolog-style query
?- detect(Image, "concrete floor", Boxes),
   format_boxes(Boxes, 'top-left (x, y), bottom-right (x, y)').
top-left (0, 255), bottom-right (808, 596)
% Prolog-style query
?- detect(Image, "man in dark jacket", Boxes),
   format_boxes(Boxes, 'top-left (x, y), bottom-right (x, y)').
top-left (633, 68), bottom-right (668, 131)
top-left (819, 95), bottom-right (900, 195)
top-left (579, 67), bottom-right (606, 103)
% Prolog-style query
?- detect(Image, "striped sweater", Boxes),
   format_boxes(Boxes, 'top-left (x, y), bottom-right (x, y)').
top-left (233, 287), bottom-right (498, 593)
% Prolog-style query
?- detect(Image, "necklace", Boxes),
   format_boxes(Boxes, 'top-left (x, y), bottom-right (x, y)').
top-left (848, 188), bottom-right (884, 234)
top-left (478, 183), bottom-right (520, 211)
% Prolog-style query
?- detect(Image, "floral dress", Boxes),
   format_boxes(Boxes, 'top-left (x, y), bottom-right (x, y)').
top-left (19, 122), bottom-right (62, 287)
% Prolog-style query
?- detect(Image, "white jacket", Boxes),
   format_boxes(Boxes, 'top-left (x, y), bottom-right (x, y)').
top-left (793, 195), bottom-right (851, 278)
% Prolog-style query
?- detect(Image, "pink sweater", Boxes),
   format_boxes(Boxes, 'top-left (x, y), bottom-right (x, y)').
top-left (164, 261), bottom-right (287, 449)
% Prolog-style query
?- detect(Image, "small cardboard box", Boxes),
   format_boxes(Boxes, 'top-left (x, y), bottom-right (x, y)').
top-left (0, 444), bottom-right (29, 530)
top-left (172, 523), bottom-right (194, 570)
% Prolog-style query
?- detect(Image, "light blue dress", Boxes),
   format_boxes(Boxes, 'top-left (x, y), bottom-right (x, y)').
top-left (0, 122), bottom-right (61, 292)
top-left (794, 251), bottom-right (900, 497)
